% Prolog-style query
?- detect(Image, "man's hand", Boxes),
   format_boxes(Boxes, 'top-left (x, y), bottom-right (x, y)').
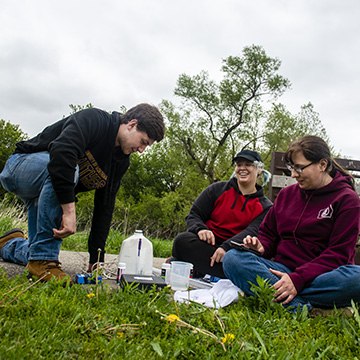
top-left (53, 202), bottom-right (76, 239)
top-left (242, 235), bottom-right (265, 254)
top-left (270, 269), bottom-right (298, 305)
top-left (210, 247), bottom-right (226, 267)
top-left (198, 229), bottom-right (215, 245)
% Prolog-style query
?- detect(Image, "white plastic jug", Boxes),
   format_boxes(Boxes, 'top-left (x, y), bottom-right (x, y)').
top-left (118, 230), bottom-right (153, 275)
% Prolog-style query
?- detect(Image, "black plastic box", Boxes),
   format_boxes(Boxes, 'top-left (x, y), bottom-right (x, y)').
top-left (119, 274), bottom-right (166, 291)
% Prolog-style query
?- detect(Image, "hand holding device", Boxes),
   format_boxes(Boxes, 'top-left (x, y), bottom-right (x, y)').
top-left (230, 241), bottom-right (262, 256)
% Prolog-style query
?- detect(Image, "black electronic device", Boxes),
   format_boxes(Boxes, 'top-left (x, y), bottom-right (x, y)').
top-left (119, 274), bottom-right (166, 291)
top-left (230, 241), bottom-right (262, 256)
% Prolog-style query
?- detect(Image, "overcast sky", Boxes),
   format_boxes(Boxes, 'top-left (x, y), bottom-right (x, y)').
top-left (1, 0), bottom-right (359, 159)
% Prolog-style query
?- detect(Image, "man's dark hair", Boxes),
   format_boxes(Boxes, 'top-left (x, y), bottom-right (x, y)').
top-left (121, 103), bottom-right (165, 142)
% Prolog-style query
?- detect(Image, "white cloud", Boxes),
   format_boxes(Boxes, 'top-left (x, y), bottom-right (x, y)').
top-left (0, 0), bottom-right (359, 158)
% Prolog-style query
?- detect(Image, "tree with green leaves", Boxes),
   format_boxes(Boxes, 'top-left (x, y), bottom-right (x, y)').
top-left (0, 119), bottom-right (28, 199)
top-left (161, 44), bottom-right (291, 183)
top-left (259, 102), bottom-right (331, 166)
top-left (0, 119), bottom-right (28, 172)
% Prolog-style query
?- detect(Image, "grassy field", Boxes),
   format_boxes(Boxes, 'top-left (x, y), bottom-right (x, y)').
top-left (1, 271), bottom-right (360, 359)
top-left (1, 202), bottom-right (360, 359)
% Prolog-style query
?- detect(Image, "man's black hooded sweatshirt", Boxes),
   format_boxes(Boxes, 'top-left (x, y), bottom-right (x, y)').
top-left (15, 108), bottom-right (129, 263)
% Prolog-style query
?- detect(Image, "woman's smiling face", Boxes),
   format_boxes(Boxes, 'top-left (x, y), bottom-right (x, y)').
top-left (234, 158), bottom-right (258, 187)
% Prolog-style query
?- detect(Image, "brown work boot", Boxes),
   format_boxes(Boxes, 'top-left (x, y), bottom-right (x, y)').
top-left (0, 228), bottom-right (25, 253)
top-left (26, 260), bottom-right (72, 285)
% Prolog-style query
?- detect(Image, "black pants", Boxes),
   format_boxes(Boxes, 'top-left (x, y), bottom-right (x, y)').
top-left (172, 231), bottom-right (226, 278)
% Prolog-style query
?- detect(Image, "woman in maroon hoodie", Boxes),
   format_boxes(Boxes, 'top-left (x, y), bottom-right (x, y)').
top-left (223, 135), bottom-right (360, 312)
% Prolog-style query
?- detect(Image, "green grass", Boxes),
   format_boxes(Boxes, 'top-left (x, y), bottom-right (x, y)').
top-left (0, 201), bottom-right (27, 236)
top-left (1, 272), bottom-right (360, 359)
top-left (2, 202), bottom-right (360, 359)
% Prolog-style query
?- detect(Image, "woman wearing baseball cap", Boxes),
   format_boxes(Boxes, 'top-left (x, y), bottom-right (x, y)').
top-left (171, 149), bottom-right (273, 278)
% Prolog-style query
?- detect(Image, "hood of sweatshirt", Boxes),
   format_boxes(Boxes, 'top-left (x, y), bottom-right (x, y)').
top-left (229, 177), bottom-right (266, 210)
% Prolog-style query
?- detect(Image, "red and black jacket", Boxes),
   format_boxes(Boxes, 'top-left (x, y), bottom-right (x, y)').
top-left (185, 177), bottom-right (273, 251)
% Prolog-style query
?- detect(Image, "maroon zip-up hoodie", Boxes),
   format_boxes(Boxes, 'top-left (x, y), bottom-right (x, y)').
top-left (259, 171), bottom-right (360, 293)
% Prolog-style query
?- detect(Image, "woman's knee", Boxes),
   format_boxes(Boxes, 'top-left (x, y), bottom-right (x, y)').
top-left (223, 249), bottom-right (244, 275)
top-left (223, 249), bottom-right (236, 266)
top-left (223, 250), bottom-right (258, 274)
top-left (344, 266), bottom-right (360, 293)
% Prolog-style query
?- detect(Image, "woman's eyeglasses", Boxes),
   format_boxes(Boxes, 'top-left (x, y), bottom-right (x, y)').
top-left (285, 162), bottom-right (314, 174)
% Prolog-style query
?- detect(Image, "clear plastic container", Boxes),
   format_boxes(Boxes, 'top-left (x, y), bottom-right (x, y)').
top-left (169, 261), bottom-right (193, 290)
top-left (161, 263), bottom-right (171, 284)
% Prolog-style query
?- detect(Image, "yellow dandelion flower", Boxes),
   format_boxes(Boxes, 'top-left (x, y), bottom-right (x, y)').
top-left (118, 332), bottom-right (124, 338)
top-left (87, 293), bottom-right (95, 298)
top-left (165, 314), bottom-right (180, 322)
top-left (221, 333), bottom-right (235, 343)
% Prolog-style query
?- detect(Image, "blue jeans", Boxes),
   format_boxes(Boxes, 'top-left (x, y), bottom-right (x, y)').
top-left (0, 152), bottom-right (78, 264)
top-left (223, 249), bottom-right (360, 312)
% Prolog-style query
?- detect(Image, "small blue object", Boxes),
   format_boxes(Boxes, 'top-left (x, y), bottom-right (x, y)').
top-left (75, 274), bottom-right (86, 284)
top-left (75, 274), bottom-right (102, 284)
top-left (203, 274), bottom-right (221, 283)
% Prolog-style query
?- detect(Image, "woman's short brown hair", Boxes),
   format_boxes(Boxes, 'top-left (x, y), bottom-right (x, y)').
top-left (285, 135), bottom-right (355, 190)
